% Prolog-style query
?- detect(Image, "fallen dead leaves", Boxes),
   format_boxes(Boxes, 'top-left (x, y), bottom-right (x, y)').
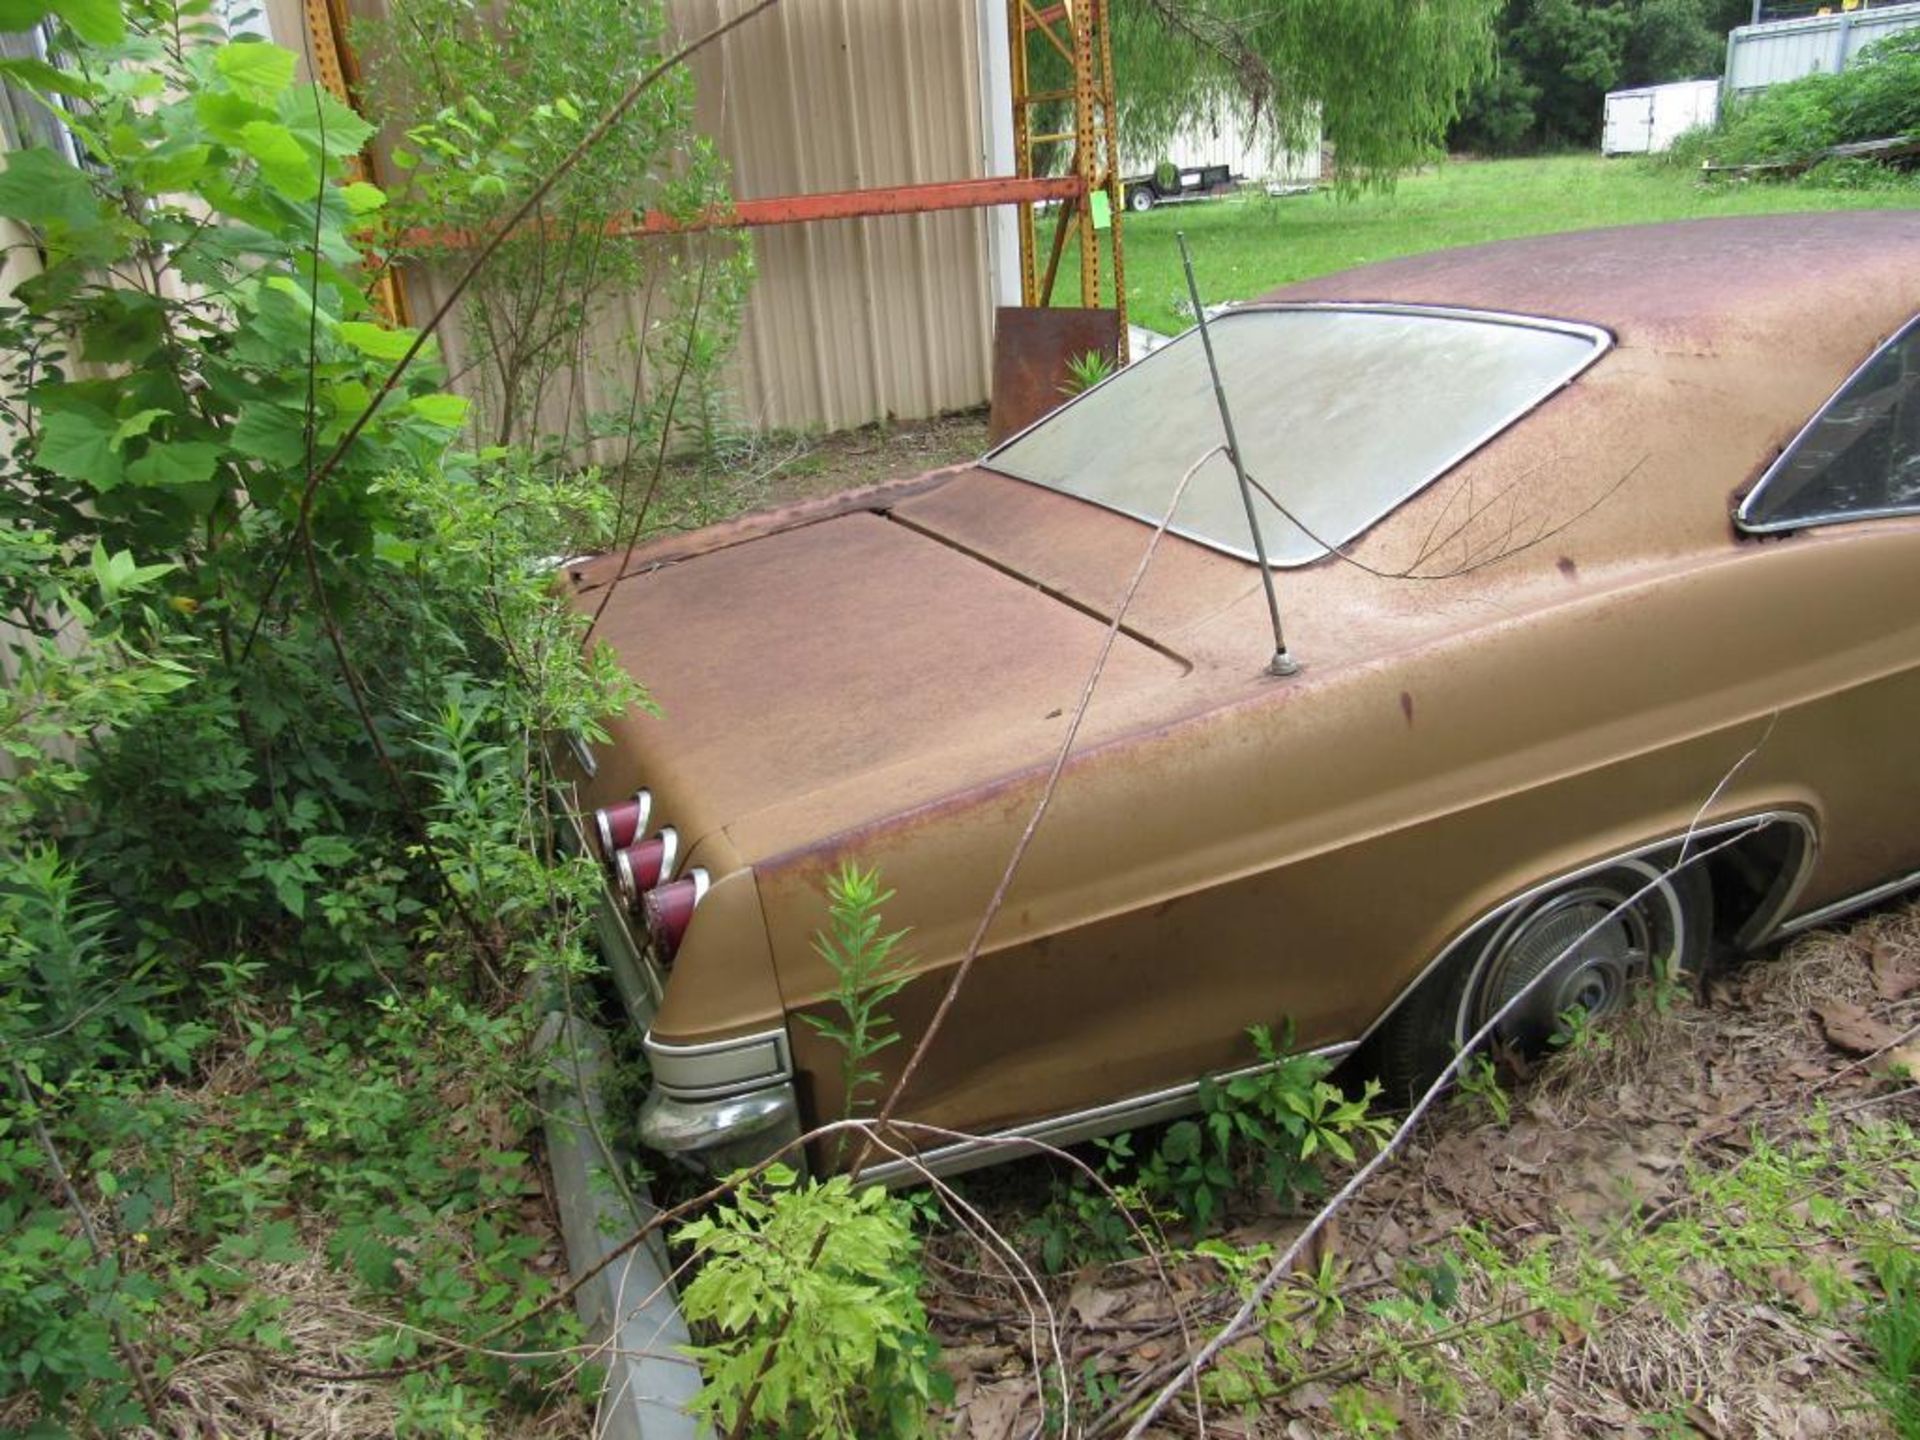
top-left (927, 897), bottom-right (1920, 1439)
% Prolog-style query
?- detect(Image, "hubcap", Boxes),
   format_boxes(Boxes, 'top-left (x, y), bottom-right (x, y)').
top-left (1474, 873), bottom-right (1678, 1051)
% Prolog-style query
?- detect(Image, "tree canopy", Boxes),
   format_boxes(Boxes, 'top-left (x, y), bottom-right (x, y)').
top-left (1079, 0), bottom-right (1504, 188)
top-left (1451, 0), bottom-right (1752, 152)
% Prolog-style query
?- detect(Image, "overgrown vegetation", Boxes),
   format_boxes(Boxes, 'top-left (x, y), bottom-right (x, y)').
top-left (0, 0), bottom-right (728, 1430)
top-left (1023, 1026), bottom-right (1392, 1274)
top-left (1665, 29), bottom-right (1920, 174)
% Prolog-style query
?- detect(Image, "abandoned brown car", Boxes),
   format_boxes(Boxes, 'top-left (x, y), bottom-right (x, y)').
top-left (559, 212), bottom-right (1920, 1179)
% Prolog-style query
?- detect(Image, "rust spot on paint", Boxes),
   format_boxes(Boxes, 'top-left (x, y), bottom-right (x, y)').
top-left (1399, 691), bottom-right (1414, 727)
top-left (1557, 555), bottom-right (1579, 581)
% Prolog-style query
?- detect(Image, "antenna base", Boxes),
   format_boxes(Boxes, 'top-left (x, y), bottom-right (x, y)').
top-left (1267, 650), bottom-right (1300, 677)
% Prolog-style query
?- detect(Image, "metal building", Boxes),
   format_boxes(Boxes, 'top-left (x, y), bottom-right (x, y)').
top-left (1726, 0), bottom-right (1920, 96)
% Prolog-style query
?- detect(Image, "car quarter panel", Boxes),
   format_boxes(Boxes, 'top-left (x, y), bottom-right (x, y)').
top-left (755, 517), bottom-right (1920, 1144)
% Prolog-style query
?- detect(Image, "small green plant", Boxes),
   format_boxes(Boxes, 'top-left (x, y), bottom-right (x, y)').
top-left (1330, 1383), bottom-right (1401, 1435)
top-left (1141, 1024), bottom-right (1390, 1228)
top-left (1058, 348), bottom-right (1117, 397)
top-left (1867, 1249), bottom-right (1920, 1439)
top-left (1454, 1051), bottom-right (1512, 1125)
top-left (675, 1164), bottom-right (950, 1439)
top-left (1548, 1002), bottom-right (1612, 1055)
top-left (1028, 1026), bottom-right (1389, 1269)
top-left (802, 864), bottom-right (919, 1140)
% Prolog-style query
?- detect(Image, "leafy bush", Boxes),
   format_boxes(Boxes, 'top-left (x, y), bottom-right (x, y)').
top-left (0, 0), bottom-right (720, 1428)
top-left (1664, 29), bottom-right (1920, 172)
top-left (676, 1165), bottom-right (951, 1440)
top-left (1026, 1025), bottom-right (1390, 1271)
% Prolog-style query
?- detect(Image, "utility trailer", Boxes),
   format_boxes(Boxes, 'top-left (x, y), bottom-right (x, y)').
top-left (1121, 162), bottom-right (1243, 212)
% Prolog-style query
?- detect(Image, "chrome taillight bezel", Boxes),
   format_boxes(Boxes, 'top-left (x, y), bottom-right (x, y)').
top-left (615, 826), bottom-right (679, 906)
top-left (594, 788), bottom-right (653, 860)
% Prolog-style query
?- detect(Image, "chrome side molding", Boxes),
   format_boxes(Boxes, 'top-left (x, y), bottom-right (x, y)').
top-left (1774, 867), bottom-right (1920, 939)
top-left (860, 1042), bottom-right (1358, 1188)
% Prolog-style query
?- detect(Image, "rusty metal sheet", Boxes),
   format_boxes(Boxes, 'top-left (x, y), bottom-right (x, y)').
top-left (988, 304), bottom-right (1122, 444)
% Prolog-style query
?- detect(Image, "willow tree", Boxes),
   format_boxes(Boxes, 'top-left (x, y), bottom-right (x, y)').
top-left (1092, 0), bottom-right (1503, 188)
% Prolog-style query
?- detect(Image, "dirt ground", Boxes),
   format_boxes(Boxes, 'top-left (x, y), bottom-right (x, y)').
top-left (924, 904), bottom-right (1920, 1439)
top-left (642, 408), bottom-right (990, 538)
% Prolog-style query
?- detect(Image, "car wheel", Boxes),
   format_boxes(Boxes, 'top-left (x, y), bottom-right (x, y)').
top-left (1128, 186), bottom-right (1155, 213)
top-left (1373, 857), bottom-right (1712, 1106)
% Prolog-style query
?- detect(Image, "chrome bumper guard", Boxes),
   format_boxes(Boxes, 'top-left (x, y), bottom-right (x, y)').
top-left (636, 1027), bottom-right (805, 1176)
top-left (637, 1082), bottom-right (803, 1175)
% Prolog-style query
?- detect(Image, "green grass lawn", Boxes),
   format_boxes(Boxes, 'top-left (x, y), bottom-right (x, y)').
top-left (1069, 154), bottom-right (1920, 334)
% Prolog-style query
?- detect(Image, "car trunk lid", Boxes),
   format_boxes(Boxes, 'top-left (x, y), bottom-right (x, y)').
top-left (572, 502), bottom-right (1194, 859)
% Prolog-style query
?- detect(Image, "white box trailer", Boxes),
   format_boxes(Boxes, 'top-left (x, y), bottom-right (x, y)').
top-left (1602, 78), bottom-right (1722, 154)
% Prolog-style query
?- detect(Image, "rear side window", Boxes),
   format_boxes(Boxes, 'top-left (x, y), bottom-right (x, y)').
top-left (982, 305), bottom-right (1609, 568)
top-left (1738, 315), bottom-right (1920, 533)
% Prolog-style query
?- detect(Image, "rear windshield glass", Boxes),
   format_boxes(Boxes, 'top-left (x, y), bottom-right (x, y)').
top-left (982, 306), bottom-right (1609, 567)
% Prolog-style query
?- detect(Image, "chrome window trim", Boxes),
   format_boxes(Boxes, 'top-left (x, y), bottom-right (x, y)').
top-left (861, 1042), bottom-right (1358, 1188)
top-left (1735, 313), bottom-right (1920, 535)
top-left (646, 1026), bottom-right (793, 1100)
top-left (979, 302), bottom-right (1613, 568)
top-left (1349, 808), bottom-right (1818, 1057)
top-left (1774, 867), bottom-right (1920, 939)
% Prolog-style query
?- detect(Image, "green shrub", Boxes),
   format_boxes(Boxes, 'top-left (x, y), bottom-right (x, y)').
top-left (1666, 28), bottom-right (1920, 174)
top-left (0, 0), bottom-right (716, 1427)
top-left (676, 1165), bottom-right (951, 1440)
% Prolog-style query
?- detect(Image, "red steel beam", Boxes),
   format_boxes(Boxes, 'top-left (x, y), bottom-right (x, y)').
top-left (401, 175), bottom-right (1085, 251)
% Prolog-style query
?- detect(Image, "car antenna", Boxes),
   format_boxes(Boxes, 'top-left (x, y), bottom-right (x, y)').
top-left (1177, 231), bottom-right (1299, 677)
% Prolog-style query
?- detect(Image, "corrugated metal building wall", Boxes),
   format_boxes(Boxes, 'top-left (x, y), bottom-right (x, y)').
top-left (667, 0), bottom-right (998, 430)
top-left (1726, 0), bottom-right (1920, 93)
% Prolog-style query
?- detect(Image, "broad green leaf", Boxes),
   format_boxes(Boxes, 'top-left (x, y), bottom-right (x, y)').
top-left (407, 393), bottom-right (468, 429)
top-left (0, 56), bottom-right (96, 99)
top-left (276, 84), bottom-right (375, 160)
top-left (49, 0), bottom-right (123, 45)
top-left (214, 39), bottom-right (296, 99)
top-left (0, 1), bottom-right (56, 28)
top-left (336, 321), bottom-right (428, 362)
top-left (230, 402), bottom-right (309, 465)
top-left (195, 89), bottom-right (273, 145)
top-left (238, 120), bottom-right (318, 199)
top-left (111, 408), bottom-right (170, 449)
top-left (371, 530), bottom-right (417, 566)
top-left (78, 288), bottom-right (167, 362)
top-left (126, 441), bottom-right (222, 488)
top-left (35, 407), bottom-right (124, 489)
top-left (0, 147), bottom-right (106, 232)
top-left (339, 180), bottom-right (386, 215)
top-left (139, 142), bottom-right (212, 191)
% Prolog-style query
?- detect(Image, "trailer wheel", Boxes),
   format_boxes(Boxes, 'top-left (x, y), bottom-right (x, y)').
top-left (1128, 185), bottom-right (1155, 213)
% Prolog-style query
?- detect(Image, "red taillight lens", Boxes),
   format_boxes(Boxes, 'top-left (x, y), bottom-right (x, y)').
top-left (615, 826), bottom-right (678, 905)
top-left (594, 789), bottom-right (652, 858)
top-left (642, 868), bottom-right (710, 962)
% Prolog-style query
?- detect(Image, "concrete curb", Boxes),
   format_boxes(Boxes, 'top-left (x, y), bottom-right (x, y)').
top-left (533, 1010), bottom-right (710, 1440)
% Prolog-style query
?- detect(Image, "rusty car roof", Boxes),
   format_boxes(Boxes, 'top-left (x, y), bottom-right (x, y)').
top-left (570, 215), bottom-right (1920, 872)
top-left (1266, 212), bottom-right (1920, 357)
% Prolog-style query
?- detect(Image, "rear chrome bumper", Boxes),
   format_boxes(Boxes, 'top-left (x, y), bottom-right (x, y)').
top-left (637, 1081), bottom-right (803, 1175)
top-left (635, 1028), bottom-right (805, 1176)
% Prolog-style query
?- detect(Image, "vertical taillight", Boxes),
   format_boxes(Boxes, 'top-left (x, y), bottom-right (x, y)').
top-left (641, 869), bottom-right (710, 962)
top-left (616, 826), bottom-right (678, 906)
top-left (594, 789), bottom-right (652, 859)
